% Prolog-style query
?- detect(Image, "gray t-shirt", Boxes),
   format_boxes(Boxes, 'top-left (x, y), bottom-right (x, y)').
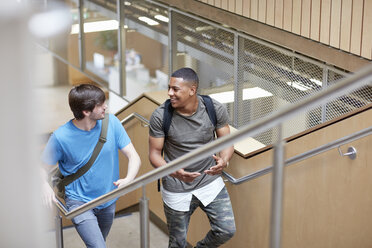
top-left (149, 95), bottom-right (229, 193)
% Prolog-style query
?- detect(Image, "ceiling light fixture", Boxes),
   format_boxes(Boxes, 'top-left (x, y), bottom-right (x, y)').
top-left (286, 81), bottom-right (312, 91)
top-left (154, 14), bottom-right (169, 22)
top-left (70, 20), bottom-right (118, 34)
top-left (209, 87), bottom-right (273, 103)
top-left (138, 16), bottom-right (159, 26)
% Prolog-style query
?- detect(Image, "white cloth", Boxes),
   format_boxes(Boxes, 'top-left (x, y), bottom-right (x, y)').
top-left (161, 177), bottom-right (225, 211)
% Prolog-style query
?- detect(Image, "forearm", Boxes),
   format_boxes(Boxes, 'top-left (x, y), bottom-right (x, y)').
top-left (126, 154), bottom-right (141, 181)
top-left (149, 152), bottom-right (167, 168)
top-left (40, 165), bottom-right (57, 207)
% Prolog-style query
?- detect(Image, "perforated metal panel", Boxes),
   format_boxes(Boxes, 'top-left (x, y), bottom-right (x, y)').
top-left (172, 12), bottom-right (234, 85)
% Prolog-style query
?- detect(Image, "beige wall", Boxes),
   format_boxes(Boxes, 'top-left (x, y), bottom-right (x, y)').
top-left (116, 93), bottom-right (372, 247)
top-left (220, 106), bottom-right (372, 248)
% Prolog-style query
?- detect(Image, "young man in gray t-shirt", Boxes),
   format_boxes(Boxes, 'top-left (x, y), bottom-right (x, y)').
top-left (149, 67), bottom-right (236, 248)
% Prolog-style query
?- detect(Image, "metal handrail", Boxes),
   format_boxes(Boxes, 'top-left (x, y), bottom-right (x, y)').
top-left (222, 125), bottom-right (372, 184)
top-left (53, 63), bottom-right (372, 219)
top-left (120, 112), bottom-right (150, 126)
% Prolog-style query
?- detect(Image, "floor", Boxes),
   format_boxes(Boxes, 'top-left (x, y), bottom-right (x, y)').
top-left (62, 212), bottom-right (169, 248)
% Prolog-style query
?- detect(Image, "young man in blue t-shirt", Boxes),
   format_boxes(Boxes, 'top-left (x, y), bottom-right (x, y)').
top-left (41, 84), bottom-right (141, 248)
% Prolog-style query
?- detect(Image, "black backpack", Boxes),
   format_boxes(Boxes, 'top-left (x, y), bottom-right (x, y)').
top-left (162, 94), bottom-right (217, 137)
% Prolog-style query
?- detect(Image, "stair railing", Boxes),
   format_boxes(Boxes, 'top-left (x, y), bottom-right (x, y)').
top-left (222, 125), bottom-right (372, 184)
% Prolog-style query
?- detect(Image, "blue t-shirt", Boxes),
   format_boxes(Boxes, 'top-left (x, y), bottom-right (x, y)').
top-left (42, 113), bottom-right (131, 209)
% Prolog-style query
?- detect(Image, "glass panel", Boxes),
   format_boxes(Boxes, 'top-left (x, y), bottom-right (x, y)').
top-left (83, 0), bottom-right (118, 90)
top-left (123, 0), bottom-right (169, 100)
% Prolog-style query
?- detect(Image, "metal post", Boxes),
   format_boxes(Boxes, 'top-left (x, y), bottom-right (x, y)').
top-left (55, 211), bottom-right (64, 248)
top-left (270, 125), bottom-right (285, 248)
top-left (321, 67), bottom-right (329, 123)
top-left (78, 0), bottom-right (85, 71)
top-left (117, 0), bottom-right (126, 97)
top-left (140, 186), bottom-right (149, 248)
top-left (233, 33), bottom-right (240, 128)
top-left (168, 10), bottom-right (176, 75)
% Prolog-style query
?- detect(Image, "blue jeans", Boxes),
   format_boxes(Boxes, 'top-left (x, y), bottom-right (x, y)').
top-left (163, 186), bottom-right (236, 248)
top-left (65, 198), bottom-right (116, 248)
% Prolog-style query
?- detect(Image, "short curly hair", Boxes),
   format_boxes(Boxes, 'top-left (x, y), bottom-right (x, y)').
top-left (171, 67), bottom-right (199, 89)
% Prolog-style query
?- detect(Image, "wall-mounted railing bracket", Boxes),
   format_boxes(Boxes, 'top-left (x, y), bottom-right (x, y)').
top-left (338, 146), bottom-right (357, 160)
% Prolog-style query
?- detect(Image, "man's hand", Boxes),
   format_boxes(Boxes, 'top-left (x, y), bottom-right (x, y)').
top-left (42, 181), bottom-right (57, 208)
top-left (113, 177), bottom-right (133, 188)
top-left (204, 155), bottom-right (228, 175)
top-left (170, 169), bottom-right (201, 183)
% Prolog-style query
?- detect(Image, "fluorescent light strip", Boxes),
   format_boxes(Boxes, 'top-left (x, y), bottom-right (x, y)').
top-left (209, 87), bottom-right (273, 104)
top-left (138, 16), bottom-right (159, 26)
top-left (209, 91), bottom-right (234, 104)
top-left (154, 14), bottom-right (169, 23)
top-left (70, 20), bottom-right (118, 34)
top-left (310, 78), bottom-right (322, 86)
top-left (243, 87), bottom-right (273, 100)
top-left (286, 81), bottom-right (311, 91)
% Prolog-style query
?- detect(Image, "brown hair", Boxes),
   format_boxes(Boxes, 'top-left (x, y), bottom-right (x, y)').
top-left (68, 84), bottom-right (106, 120)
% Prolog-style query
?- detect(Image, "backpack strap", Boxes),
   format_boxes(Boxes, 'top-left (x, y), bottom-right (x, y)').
top-left (159, 101), bottom-right (174, 192)
top-left (162, 99), bottom-right (174, 137)
top-left (200, 95), bottom-right (217, 128)
top-left (60, 113), bottom-right (109, 187)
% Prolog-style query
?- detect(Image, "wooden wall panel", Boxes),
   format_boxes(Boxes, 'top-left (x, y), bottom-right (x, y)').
top-left (235, 0), bottom-right (243, 14)
top-left (228, 0), bottom-right (235, 12)
top-left (250, 0), bottom-right (258, 20)
top-left (320, 0), bottom-right (331, 44)
top-left (222, 0), bottom-right (228, 9)
top-left (266, 0), bottom-right (275, 26)
top-left (301, 0), bottom-right (311, 38)
top-left (310, 0), bottom-right (321, 40)
top-left (195, 0), bottom-right (372, 61)
top-left (258, 0), bottom-right (267, 23)
top-left (340, 0), bottom-right (352, 51)
top-left (350, 0), bottom-right (363, 55)
top-left (292, 0), bottom-right (302, 35)
top-left (274, 0), bottom-right (283, 29)
top-left (283, 0), bottom-right (292, 31)
top-left (330, 0), bottom-right (342, 48)
top-left (242, 0), bottom-right (251, 18)
top-left (361, 0), bottom-right (372, 59)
